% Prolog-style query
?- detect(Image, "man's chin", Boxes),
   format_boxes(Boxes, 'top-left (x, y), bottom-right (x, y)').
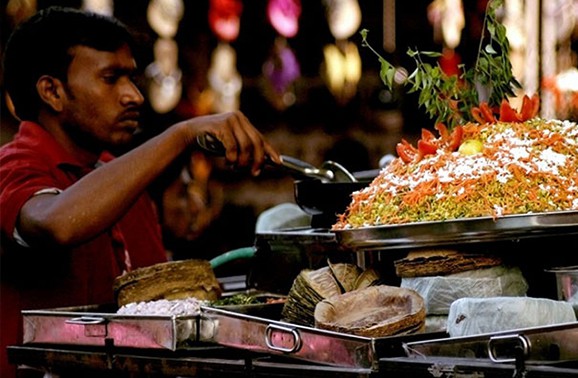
top-left (114, 131), bottom-right (136, 143)
top-left (107, 129), bottom-right (140, 154)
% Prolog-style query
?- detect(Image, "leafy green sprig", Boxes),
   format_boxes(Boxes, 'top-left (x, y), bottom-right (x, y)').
top-left (361, 0), bottom-right (521, 129)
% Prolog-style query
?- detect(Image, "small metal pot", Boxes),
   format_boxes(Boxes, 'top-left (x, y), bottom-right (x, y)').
top-left (294, 179), bottom-right (371, 228)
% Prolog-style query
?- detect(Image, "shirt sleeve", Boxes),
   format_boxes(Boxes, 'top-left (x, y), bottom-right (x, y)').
top-left (13, 188), bottom-right (63, 247)
top-left (0, 149), bottom-right (67, 243)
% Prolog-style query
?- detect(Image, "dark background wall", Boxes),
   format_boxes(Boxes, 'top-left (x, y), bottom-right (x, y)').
top-left (0, 0), bottom-right (489, 263)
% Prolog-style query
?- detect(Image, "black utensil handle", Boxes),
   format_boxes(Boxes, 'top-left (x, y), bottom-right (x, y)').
top-left (279, 155), bottom-right (317, 170)
top-left (196, 133), bottom-right (226, 155)
top-left (197, 133), bottom-right (331, 180)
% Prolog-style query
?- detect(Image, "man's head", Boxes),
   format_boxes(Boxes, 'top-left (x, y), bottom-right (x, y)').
top-left (3, 6), bottom-right (136, 122)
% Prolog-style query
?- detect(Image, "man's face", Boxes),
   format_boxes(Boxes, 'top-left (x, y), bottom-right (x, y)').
top-left (59, 44), bottom-right (145, 152)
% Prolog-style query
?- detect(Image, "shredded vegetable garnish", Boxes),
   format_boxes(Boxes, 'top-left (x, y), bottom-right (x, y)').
top-left (332, 119), bottom-right (578, 230)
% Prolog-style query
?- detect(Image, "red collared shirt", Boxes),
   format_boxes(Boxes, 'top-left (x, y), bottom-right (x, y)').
top-left (0, 121), bottom-right (168, 378)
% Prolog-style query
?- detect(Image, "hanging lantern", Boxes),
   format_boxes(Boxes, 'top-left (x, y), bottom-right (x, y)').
top-left (324, 0), bottom-right (361, 41)
top-left (209, 0), bottom-right (243, 42)
top-left (146, 38), bottom-right (183, 114)
top-left (82, 0), bottom-right (113, 16)
top-left (147, 0), bottom-right (184, 39)
top-left (322, 41), bottom-right (361, 105)
top-left (267, 0), bottom-right (302, 38)
top-left (208, 43), bottom-right (243, 113)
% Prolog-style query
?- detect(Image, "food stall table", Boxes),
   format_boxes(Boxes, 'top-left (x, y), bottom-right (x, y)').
top-left (7, 344), bottom-right (376, 378)
top-left (8, 344), bottom-right (578, 377)
top-left (378, 356), bottom-right (578, 378)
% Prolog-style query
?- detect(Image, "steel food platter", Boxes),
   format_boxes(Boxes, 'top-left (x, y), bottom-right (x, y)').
top-left (21, 303), bottom-right (443, 370)
top-left (22, 304), bottom-right (199, 350)
top-left (334, 210), bottom-right (578, 251)
top-left (402, 321), bottom-right (578, 362)
top-left (20, 303), bottom-right (578, 370)
top-left (197, 305), bottom-right (443, 370)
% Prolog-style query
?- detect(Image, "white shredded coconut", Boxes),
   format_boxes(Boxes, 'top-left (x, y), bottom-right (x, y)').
top-left (334, 118), bottom-right (578, 229)
top-left (117, 297), bottom-right (207, 316)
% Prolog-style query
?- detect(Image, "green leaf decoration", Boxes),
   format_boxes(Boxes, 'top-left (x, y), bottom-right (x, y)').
top-left (360, 0), bottom-right (521, 129)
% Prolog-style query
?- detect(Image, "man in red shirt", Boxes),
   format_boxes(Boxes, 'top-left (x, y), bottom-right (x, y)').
top-left (0, 7), bottom-right (280, 377)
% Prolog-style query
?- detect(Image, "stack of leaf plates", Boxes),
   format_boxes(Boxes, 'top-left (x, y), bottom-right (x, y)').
top-left (281, 262), bottom-right (382, 327)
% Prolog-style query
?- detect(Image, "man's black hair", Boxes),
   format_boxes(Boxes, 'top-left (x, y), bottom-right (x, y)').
top-left (2, 6), bottom-right (136, 121)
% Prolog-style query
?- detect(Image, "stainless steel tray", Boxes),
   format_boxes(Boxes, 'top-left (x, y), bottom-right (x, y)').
top-left (198, 305), bottom-right (376, 369)
top-left (198, 305), bottom-right (441, 370)
top-left (403, 321), bottom-right (578, 363)
top-left (22, 304), bottom-right (199, 350)
top-left (21, 303), bottom-right (442, 370)
top-left (335, 210), bottom-right (578, 251)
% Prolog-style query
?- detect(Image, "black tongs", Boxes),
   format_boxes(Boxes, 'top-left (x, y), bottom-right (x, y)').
top-left (196, 133), bottom-right (357, 183)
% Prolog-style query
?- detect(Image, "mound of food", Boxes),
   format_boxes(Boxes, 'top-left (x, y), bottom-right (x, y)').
top-left (333, 116), bottom-right (578, 230)
top-left (341, 1), bottom-right (578, 230)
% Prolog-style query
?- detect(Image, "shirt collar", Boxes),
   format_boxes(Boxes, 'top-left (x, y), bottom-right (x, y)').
top-left (18, 121), bottom-right (115, 171)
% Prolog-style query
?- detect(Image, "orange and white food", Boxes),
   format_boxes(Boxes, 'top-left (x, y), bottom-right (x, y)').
top-left (333, 95), bottom-right (578, 229)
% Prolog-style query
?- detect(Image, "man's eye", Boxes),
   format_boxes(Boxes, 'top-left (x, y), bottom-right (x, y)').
top-left (103, 75), bottom-right (118, 84)
top-left (131, 74), bottom-right (146, 88)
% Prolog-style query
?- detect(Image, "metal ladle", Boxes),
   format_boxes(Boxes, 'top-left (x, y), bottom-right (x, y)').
top-left (196, 134), bottom-right (357, 183)
top-left (278, 156), bottom-right (357, 183)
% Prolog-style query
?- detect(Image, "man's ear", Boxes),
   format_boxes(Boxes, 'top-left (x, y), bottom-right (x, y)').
top-left (36, 75), bottom-right (65, 112)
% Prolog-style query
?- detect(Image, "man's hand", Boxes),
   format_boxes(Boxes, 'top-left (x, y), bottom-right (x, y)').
top-left (180, 111), bottom-right (281, 176)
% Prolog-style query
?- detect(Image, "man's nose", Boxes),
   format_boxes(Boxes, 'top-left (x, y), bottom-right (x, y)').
top-left (122, 80), bottom-right (145, 106)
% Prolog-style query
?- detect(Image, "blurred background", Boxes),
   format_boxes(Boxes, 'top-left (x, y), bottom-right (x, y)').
top-left (2, 0), bottom-right (578, 263)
